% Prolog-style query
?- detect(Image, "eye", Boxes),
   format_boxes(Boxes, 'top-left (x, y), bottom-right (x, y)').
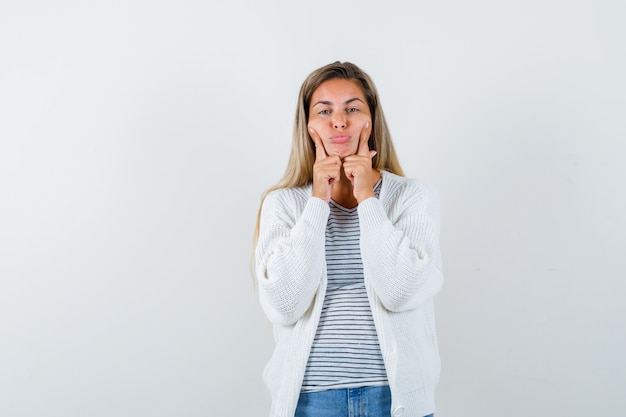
top-left (318, 109), bottom-right (331, 116)
top-left (346, 107), bottom-right (359, 113)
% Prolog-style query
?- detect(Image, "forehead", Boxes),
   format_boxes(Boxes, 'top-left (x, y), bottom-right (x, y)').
top-left (311, 78), bottom-right (366, 104)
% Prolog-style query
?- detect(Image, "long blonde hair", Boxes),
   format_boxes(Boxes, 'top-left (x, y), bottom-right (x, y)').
top-left (251, 61), bottom-right (404, 277)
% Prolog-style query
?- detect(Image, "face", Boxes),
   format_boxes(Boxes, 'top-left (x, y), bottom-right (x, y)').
top-left (308, 78), bottom-right (372, 158)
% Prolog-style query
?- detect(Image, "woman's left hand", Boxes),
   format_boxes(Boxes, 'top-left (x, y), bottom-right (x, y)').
top-left (342, 121), bottom-right (377, 203)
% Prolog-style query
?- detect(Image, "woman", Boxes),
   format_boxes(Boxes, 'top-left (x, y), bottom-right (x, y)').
top-left (252, 61), bottom-right (443, 417)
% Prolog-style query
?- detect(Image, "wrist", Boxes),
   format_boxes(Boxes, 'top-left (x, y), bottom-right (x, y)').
top-left (356, 192), bottom-right (375, 204)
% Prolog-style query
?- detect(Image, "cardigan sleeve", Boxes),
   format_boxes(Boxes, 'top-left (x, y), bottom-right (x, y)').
top-left (358, 180), bottom-right (443, 312)
top-left (255, 190), bottom-right (329, 325)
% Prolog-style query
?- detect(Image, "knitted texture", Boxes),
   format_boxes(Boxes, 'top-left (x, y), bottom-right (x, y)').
top-left (255, 170), bottom-right (443, 417)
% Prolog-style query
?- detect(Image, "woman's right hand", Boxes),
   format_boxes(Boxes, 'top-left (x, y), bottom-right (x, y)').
top-left (309, 127), bottom-right (341, 203)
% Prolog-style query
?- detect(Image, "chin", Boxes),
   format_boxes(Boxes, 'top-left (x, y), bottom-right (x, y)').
top-left (331, 145), bottom-right (357, 158)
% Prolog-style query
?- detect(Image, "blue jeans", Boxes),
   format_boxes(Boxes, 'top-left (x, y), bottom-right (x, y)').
top-left (294, 386), bottom-right (434, 417)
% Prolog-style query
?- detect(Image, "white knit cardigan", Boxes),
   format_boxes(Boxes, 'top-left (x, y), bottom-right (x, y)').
top-left (255, 170), bottom-right (443, 417)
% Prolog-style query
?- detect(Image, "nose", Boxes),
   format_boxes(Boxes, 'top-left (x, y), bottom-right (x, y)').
top-left (333, 116), bottom-right (346, 129)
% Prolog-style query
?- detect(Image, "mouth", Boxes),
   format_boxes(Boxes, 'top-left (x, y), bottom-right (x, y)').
top-left (329, 134), bottom-right (351, 144)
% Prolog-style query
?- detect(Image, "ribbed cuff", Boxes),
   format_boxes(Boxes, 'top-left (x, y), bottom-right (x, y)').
top-left (357, 197), bottom-right (388, 231)
top-left (300, 196), bottom-right (330, 232)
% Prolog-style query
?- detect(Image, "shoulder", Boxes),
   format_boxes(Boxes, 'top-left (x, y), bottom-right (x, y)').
top-left (265, 184), bottom-right (311, 201)
top-left (262, 184), bottom-right (312, 211)
top-left (380, 170), bottom-right (439, 203)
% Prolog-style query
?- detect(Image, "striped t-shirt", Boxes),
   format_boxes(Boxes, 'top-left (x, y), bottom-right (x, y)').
top-left (301, 179), bottom-right (387, 392)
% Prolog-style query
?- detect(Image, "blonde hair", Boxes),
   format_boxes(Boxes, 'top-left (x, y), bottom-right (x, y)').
top-left (250, 61), bottom-right (404, 277)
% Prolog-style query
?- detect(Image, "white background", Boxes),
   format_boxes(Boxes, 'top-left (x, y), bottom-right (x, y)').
top-left (1, 1), bottom-right (625, 416)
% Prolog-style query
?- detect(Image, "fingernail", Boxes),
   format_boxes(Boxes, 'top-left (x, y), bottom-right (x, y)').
top-left (365, 122), bottom-right (370, 128)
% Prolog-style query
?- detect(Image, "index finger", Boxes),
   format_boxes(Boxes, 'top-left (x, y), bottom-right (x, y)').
top-left (357, 121), bottom-right (371, 157)
top-left (309, 126), bottom-right (328, 160)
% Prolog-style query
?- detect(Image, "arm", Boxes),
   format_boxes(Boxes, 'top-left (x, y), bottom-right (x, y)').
top-left (255, 190), bottom-right (329, 325)
top-left (358, 181), bottom-right (443, 312)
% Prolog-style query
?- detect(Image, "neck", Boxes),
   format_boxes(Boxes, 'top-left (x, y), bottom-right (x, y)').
top-left (331, 169), bottom-right (380, 209)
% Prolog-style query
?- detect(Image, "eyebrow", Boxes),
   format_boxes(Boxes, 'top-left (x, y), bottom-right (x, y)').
top-left (312, 97), bottom-right (365, 107)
